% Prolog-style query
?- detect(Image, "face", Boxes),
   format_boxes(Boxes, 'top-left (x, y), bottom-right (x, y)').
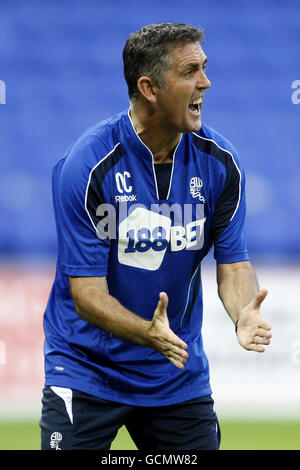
top-left (154, 42), bottom-right (211, 133)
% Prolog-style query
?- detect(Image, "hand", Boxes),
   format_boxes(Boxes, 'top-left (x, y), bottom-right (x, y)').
top-left (147, 292), bottom-right (189, 369)
top-left (236, 289), bottom-right (272, 352)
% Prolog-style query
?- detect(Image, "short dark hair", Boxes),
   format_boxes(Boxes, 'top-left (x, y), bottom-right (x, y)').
top-left (123, 23), bottom-right (204, 101)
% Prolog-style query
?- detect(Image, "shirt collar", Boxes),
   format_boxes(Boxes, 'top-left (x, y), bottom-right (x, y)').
top-left (121, 107), bottom-right (184, 163)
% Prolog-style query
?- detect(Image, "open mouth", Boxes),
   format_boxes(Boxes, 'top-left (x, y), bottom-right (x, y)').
top-left (188, 97), bottom-right (203, 114)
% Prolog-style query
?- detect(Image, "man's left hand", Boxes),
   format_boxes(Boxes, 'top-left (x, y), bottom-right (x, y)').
top-left (236, 289), bottom-right (272, 352)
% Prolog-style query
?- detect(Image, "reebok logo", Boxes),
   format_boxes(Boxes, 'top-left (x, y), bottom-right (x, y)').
top-left (115, 194), bottom-right (137, 203)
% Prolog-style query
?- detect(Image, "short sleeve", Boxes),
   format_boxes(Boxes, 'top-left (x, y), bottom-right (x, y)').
top-left (52, 135), bottom-right (111, 277)
top-left (212, 153), bottom-right (249, 264)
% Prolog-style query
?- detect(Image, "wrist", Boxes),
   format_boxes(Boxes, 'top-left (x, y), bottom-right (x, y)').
top-left (139, 319), bottom-right (154, 347)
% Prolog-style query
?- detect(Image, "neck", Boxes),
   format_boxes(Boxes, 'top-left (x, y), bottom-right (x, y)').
top-left (129, 104), bottom-right (181, 163)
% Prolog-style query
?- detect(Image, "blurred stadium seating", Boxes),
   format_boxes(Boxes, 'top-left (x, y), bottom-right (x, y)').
top-left (0, 0), bottom-right (299, 261)
top-left (0, 0), bottom-right (299, 445)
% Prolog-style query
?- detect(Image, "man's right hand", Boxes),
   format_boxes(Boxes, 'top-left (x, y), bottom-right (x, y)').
top-left (70, 277), bottom-right (188, 369)
top-left (146, 292), bottom-right (189, 369)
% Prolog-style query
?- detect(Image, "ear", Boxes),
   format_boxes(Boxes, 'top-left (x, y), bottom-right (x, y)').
top-left (136, 76), bottom-right (158, 104)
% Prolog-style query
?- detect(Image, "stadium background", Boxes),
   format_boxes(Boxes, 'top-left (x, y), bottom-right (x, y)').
top-left (0, 0), bottom-right (299, 450)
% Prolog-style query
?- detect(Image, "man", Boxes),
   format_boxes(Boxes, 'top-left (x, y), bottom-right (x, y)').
top-left (40, 23), bottom-right (272, 450)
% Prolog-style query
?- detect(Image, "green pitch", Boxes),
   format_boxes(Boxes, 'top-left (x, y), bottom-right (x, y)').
top-left (0, 420), bottom-right (299, 450)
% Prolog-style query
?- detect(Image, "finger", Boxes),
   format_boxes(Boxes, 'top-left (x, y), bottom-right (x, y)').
top-left (155, 291), bottom-right (168, 315)
top-left (170, 335), bottom-right (188, 351)
top-left (253, 335), bottom-right (271, 346)
top-left (166, 351), bottom-right (188, 364)
top-left (258, 321), bottom-right (272, 332)
top-left (159, 291), bottom-right (168, 306)
top-left (256, 327), bottom-right (272, 339)
top-left (166, 355), bottom-right (187, 369)
top-left (248, 343), bottom-right (266, 353)
top-left (167, 344), bottom-right (189, 360)
top-left (171, 359), bottom-right (185, 369)
top-left (252, 288), bottom-right (268, 310)
top-left (161, 334), bottom-right (188, 354)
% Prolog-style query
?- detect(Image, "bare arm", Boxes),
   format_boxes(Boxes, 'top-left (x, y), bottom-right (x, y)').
top-left (69, 276), bottom-right (188, 369)
top-left (217, 261), bottom-right (272, 352)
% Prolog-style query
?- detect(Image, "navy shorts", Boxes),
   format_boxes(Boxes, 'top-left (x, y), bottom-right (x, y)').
top-left (40, 386), bottom-right (221, 450)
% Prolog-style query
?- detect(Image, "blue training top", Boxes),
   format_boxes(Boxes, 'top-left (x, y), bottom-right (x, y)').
top-left (43, 109), bottom-right (249, 406)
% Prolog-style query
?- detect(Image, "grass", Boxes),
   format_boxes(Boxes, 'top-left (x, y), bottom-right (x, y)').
top-left (0, 420), bottom-right (299, 450)
top-left (219, 421), bottom-right (300, 450)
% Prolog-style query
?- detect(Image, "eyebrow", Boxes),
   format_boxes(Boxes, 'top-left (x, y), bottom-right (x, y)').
top-left (182, 57), bottom-right (208, 71)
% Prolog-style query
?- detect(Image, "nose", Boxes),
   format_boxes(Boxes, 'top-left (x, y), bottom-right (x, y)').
top-left (196, 70), bottom-right (211, 90)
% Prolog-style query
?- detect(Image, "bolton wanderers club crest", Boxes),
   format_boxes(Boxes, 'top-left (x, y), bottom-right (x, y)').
top-left (190, 177), bottom-right (205, 203)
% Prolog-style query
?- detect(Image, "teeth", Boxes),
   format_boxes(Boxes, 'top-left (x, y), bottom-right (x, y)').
top-left (190, 97), bottom-right (203, 105)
